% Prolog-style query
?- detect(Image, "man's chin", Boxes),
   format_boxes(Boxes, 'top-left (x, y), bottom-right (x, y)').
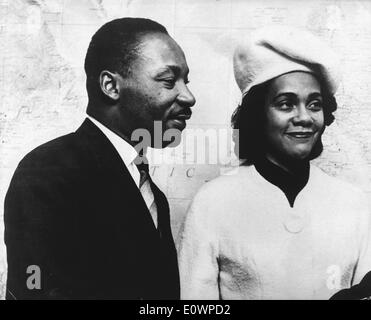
top-left (150, 139), bottom-right (182, 149)
top-left (166, 119), bottom-right (187, 131)
top-left (150, 122), bottom-right (184, 149)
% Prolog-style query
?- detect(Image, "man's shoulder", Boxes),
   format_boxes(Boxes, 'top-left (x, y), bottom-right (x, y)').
top-left (18, 132), bottom-right (81, 169)
top-left (5, 132), bottom-right (89, 210)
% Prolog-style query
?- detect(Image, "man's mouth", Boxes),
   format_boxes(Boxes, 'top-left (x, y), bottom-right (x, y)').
top-left (169, 112), bottom-right (192, 121)
top-left (167, 110), bottom-right (192, 129)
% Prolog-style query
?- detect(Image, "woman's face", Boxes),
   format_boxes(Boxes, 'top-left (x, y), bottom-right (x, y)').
top-left (263, 71), bottom-right (325, 164)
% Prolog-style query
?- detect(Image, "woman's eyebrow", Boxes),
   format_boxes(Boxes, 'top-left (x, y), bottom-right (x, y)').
top-left (273, 92), bottom-right (322, 101)
top-left (308, 92), bottom-right (323, 100)
top-left (273, 92), bottom-right (297, 100)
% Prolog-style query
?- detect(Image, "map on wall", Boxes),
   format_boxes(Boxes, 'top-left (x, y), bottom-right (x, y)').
top-left (1, 0), bottom-right (371, 299)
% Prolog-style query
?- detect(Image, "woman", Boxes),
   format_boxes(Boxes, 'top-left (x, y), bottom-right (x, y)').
top-left (178, 26), bottom-right (371, 299)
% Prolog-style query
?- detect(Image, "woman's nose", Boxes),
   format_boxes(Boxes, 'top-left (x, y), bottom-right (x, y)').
top-left (293, 105), bottom-right (313, 125)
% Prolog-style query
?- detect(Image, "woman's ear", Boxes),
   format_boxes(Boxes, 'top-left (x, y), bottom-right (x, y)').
top-left (99, 70), bottom-right (121, 101)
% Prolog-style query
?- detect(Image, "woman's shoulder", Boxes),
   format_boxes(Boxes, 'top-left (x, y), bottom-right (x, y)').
top-left (190, 165), bottom-right (258, 207)
top-left (185, 165), bottom-right (258, 226)
top-left (311, 165), bottom-right (361, 190)
top-left (199, 165), bottom-right (257, 191)
top-left (310, 164), bottom-right (367, 203)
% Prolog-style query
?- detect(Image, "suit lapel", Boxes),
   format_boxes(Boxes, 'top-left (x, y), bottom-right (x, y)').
top-left (74, 119), bottom-right (161, 243)
top-left (148, 177), bottom-right (170, 237)
top-left (65, 118), bottom-right (179, 298)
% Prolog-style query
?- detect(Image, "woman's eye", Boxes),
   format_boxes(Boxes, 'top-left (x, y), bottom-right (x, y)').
top-left (308, 101), bottom-right (323, 111)
top-left (276, 101), bottom-right (294, 110)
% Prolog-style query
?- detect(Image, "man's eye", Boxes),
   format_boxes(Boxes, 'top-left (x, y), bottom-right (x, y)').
top-left (162, 79), bottom-right (176, 88)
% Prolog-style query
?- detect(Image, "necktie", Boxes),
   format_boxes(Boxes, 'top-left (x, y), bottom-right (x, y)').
top-left (135, 156), bottom-right (158, 229)
top-left (136, 162), bottom-right (149, 188)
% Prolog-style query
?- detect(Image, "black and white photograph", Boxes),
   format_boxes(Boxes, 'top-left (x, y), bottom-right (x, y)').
top-left (1, 0), bottom-right (371, 303)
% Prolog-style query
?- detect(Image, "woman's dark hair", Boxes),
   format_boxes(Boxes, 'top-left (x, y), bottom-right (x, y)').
top-left (231, 76), bottom-right (337, 165)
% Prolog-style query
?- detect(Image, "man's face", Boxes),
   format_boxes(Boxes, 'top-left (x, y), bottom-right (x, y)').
top-left (116, 32), bottom-right (196, 147)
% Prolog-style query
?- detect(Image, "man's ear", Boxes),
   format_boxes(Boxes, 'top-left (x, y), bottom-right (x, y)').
top-left (99, 70), bottom-right (121, 101)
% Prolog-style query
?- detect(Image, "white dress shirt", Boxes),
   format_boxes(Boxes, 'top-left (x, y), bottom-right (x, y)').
top-left (87, 115), bottom-right (158, 228)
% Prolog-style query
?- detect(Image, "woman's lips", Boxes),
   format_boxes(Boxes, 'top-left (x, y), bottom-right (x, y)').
top-left (286, 131), bottom-right (314, 139)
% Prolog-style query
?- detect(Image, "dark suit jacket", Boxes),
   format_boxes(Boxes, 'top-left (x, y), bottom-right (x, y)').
top-left (4, 118), bottom-right (180, 299)
top-left (330, 271), bottom-right (371, 300)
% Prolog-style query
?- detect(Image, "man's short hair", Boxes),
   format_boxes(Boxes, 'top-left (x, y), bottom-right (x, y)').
top-left (84, 17), bottom-right (168, 99)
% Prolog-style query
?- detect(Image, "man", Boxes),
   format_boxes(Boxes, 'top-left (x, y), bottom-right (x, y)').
top-left (4, 18), bottom-right (195, 299)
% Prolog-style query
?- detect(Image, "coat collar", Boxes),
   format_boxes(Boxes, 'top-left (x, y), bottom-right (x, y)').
top-left (75, 118), bottom-right (132, 173)
top-left (86, 115), bottom-right (138, 170)
top-left (74, 118), bottom-right (166, 239)
top-left (253, 156), bottom-right (310, 208)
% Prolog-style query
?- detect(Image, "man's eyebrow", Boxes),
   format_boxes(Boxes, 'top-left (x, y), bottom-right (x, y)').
top-left (156, 65), bottom-right (189, 78)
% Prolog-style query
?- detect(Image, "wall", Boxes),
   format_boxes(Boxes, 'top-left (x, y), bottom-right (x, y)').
top-left (1, 0), bottom-right (371, 299)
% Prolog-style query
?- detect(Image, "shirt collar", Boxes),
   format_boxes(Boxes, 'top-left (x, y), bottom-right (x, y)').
top-left (86, 115), bottom-right (138, 169)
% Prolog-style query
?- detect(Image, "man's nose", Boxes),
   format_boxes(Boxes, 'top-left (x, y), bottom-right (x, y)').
top-left (293, 105), bottom-right (313, 125)
top-left (177, 83), bottom-right (196, 108)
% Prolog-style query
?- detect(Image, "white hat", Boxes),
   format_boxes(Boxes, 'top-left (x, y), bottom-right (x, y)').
top-left (233, 26), bottom-right (341, 97)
